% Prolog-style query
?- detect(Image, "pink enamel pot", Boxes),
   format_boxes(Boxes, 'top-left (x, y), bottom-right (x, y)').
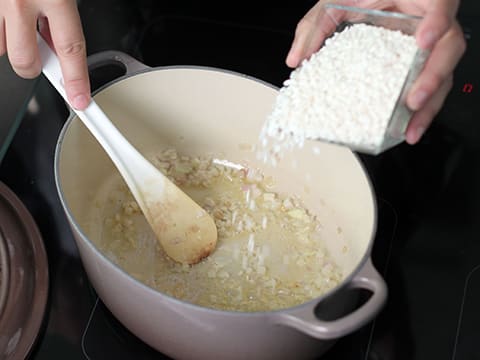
top-left (54, 52), bottom-right (387, 359)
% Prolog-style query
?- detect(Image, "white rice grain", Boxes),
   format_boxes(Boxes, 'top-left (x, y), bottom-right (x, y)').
top-left (259, 23), bottom-right (418, 162)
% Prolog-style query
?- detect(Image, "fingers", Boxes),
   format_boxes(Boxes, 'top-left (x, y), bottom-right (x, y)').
top-left (405, 75), bottom-right (453, 144)
top-left (1, 0), bottom-right (89, 110)
top-left (4, 2), bottom-right (41, 78)
top-left (43, 1), bottom-right (90, 109)
top-left (407, 22), bottom-right (466, 111)
top-left (285, 0), bottom-right (398, 68)
top-left (406, 21), bottom-right (465, 143)
top-left (286, 0), bottom-right (363, 68)
top-left (286, 1), bottom-right (359, 68)
top-left (286, 2), bottom-right (327, 68)
top-left (415, 0), bottom-right (460, 49)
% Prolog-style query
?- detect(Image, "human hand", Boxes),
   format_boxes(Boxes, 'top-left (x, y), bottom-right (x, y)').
top-left (0, 0), bottom-right (90, 110)
top-left (286, 0), bottom-right (466, 145)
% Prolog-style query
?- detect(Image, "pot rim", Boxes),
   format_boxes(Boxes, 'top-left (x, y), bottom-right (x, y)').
top-left (53, 64), bottom-right (379, 317)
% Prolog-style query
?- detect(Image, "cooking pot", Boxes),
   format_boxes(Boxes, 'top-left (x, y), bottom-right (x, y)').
top-left (54, 52), bottom-right (387, 359)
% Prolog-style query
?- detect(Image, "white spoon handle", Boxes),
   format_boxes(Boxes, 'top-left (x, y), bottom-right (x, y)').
top-left (37, 33), bottom-right (161, 201)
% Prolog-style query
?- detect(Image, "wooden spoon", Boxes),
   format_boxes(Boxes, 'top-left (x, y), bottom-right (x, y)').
top-left (37, 34), bottom-right (217, 264)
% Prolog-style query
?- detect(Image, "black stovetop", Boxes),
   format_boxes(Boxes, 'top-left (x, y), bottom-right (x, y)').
top-left (0, 1), bottom-right (479, 359)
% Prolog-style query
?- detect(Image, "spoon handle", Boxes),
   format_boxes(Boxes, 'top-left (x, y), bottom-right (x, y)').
top-left (36, 33), bottom-right (162, 202)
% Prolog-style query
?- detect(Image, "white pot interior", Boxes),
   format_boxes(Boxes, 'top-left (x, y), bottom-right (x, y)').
top-left (57, 67), bottom-right (376, 291)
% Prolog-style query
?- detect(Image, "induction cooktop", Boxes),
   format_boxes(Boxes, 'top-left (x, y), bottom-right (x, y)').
top-left (0, 1), bottom-right (478, 359)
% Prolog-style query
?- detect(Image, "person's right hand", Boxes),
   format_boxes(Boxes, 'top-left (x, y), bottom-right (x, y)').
top-left (0, 0), bottom-right (90, 110)
top-left (286, 0), bottom-right (466, 146)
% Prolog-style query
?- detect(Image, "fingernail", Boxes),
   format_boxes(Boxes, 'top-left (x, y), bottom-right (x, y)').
top-left (411, 90), bottom-right (428, 110)
top-left (72, 94), bottom-right (90, 110)
top-left (415, 126), bottom-right (426, 143)
top-left (420, 30), bottom-right (437, 49)
top-left (286, 49), bottom-right (299, 68)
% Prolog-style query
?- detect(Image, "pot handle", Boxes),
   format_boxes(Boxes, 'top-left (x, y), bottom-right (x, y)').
top-left (272, 258), bottom-right (387, 340)
top-left (87, 51), bottom-right (150, 76)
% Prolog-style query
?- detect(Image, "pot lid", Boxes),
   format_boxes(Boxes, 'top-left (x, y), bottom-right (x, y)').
top-left (0, 181), bottom-right (49, 360)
